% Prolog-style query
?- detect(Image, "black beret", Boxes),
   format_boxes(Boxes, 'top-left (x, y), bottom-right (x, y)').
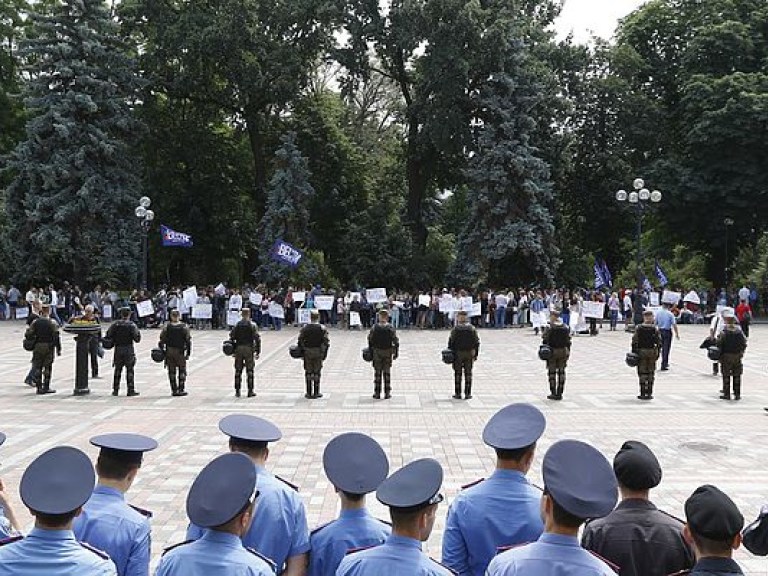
top-left (613, 441), bottom-right (662, 490)
top-left (685, 485), bottom-right (744, 540)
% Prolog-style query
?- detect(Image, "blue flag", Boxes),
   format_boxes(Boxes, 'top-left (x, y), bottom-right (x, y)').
top-left (270, 239), bottom-right (303, 268)
top-left (594, 260), bottom-right (606, 289)
top-left (160, 224), bottom-right (193, 248)
top-left (655, 260), bottom-right (669, 287)
top-left (601, 259), bottom-right (613, 287)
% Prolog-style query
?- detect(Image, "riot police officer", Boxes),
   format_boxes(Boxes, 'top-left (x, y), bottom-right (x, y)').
top-left (448, 310), bottom-right (480, 400)
top-left (24, 303), bottom-right (61, 395)
top-left (159, 309), bottom-right (192, 397)
top-left (631, 309), bottom-right (661, 400)
top-left (105, 307), bottom-right (141, 397)
top-left (368, 309), bottom-right (399, 399)
top-left (228, 308), bottom-right (260, 398)
top-left (298, 309), bottom-right (329, 399)
top-left (542, 309), bottom-right (571, 400)
top-left (716, 309), bottom-right (747, 400)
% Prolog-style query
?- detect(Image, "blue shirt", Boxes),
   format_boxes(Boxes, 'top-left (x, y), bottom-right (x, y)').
top-left (485, 533), bottom-right (615, 575)
top-left (655, 309), bottom-right (676, 331)
top-left (309, 508), bottom-right (390, 576)
top-left (73, 485), bottom-right (151, 576)
top-left (156, 530), bottom-right (275, 576)
top-left (335, 533), bottom-right (453, 576)
top-left (0, 527), bottom-right (117, 575)
top-left (187, 464), bottom-right (310, 572)
top-left (442, 470), bottom-right (544, 576)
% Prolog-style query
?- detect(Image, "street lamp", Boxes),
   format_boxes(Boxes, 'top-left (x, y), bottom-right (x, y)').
top-left (135, 196), bottom-right (154, 290)
top-left (615, 178), bottom-right (662, 293)
top-left (723, 218), bottom-right (734, 292)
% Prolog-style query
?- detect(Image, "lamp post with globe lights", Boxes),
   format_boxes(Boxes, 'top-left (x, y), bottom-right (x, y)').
top-left (134, 196), bottom-right (155, 290)
top-left (615, 178), bottom-right (662, 293)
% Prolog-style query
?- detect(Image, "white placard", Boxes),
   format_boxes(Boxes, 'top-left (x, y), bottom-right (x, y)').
top-left (293, 291), bottom-right (306, 303)
top-left (649, 292), bottom-right (660, 306)
top-left (249, 293), bottom-right (263, 306)
top-left (683, 290), bottom-right (701, 304)
top-left (136, 300), bottom-right (155, 318)
top-left (227, 311), bottom-right (240, 326)
top-left (393, 300), bottom-right (405, 308)
top-left (315, 296), bottom-right (334, 311)
top-left (470, 302), bottom-right (482, 317)
top-left (268, 302), bottom-right (284, 319)
top-left (177, 297), bottom-right (189, 314)
top-left (581, 301), bottom-right (604, 319)
top-left (661, 290), bottom-right (681, 305)
top-left (461, 297), bottom-right (474, 312)
top-left (532, 310), bottom-right (548, 328)
top-left (214, 283), bottom-right (226, 296)
top-left (297, 309), bottom-right (311, 325)
top-left (366, 288), bottom-right (387, 303)
top-left (228, 294), bottom-right (242, 310)
top-left (349, 311), bottom-right (361, 326)
top-left (102, 304), bottom-right (112, 320)
top-left (183, 286), bottom-right (198, 308)
top-left (418, 294), bottom-right (431, 307)
top-left (192, 303), bottom-right (213, 319)
top-left (16, 307), bottom-right (28, 319)
top-left (439, 297), bottom-right (454, 313)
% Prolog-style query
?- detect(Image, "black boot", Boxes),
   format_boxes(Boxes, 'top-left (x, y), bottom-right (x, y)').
top-left (733, 378), bottom-right (741, 400)
top-left (383, 373), bottom-right (391, 399)
top-left (637, 378), bottom-right (646, 400)
top-left (646, 379), bottom-right (654, 400)
top-left (453, 380), bottom-right (462, 400)
top-left (169, 374), bottom-right (178, 396)
top-left (177, 373), bottom-right (188, 397)
top-left (313, 374), bottom-right (323, 399)
top-left (305, 374), bottom-right (313, 399)
top-left (464, 381), bottom-right (472, 400)
top-left (720, 375), bottom-right (731, 399)
top-left (557, 371), bottom-right (565, 400)
top-left (373, 376), bottom-right (382, 399)
top-left (113, 372), bottom-right (120, 396)
top-left (126, 370), bottom-right (139, 396)
top-left (234, 373), bottom-right (241, 397)
top-left (547, 375), bottom-right (557, 400)
top-left (247, 372), bottom-right (255, 397)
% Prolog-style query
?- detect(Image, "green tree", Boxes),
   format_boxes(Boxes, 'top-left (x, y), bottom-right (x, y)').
top-left (3, 0), bottom-right (145, 285)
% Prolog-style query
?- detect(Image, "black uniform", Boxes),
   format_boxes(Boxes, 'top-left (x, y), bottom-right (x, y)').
top-left (582, 499), bottom-right (694, 576)
top-left (229, 319), bottom-right (260, 396)
top-left (716, 326), bottom-right (747, 400)
top-left (448, 322), bottom-right (480, 399)
top-left (298, 322), bottom-right (329, 399)
top-left (159, 321), bottom-right (192, 396)
top-left (671, 557), bottom-right (744, 575)
top-left (25, 316), bottom-right (62, 394)
top-left (542, 322), bottom-right (571, 400)
top-left (106, 319), bottom-right (141, 396)
top-left (368, 322), bottom-right (399, 399)
top-left (632, 323), bottom-right (661, 399)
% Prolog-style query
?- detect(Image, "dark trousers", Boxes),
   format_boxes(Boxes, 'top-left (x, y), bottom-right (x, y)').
top-left (660, 329), bottom-right (673, 368)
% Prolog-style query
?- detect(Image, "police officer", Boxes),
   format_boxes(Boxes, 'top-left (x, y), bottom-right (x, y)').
top-left (677, 485), bottom-right (745, 575)
top-left (159, 309), bottom-right (192, 397)
top-left (298, 309), bottom-right (330, 399)
top-left (631, 309), bottom-right (661, 400)
top-left (581, 441), bottom-right (694, 576)
top-left (309, 433), bottom-right (391, 576)
top-left (542, 309), bottom-right (571, 400)
top-left (24, 303), bottom-right (61, 394)
top-left (448, 310), bottom-right (480, 400)
top-left (105, 307), bottom-right (141, 397)
top-left (157, 453), bottom-right (275, 575)
top-left (442, 404), bottom-right (546, 576)
top-left (228, 308), bottom-right (260, 398)
top-left (336, 458), bottom-right (453, 576)
top-left (186, 415), bottom-right (310, 574)
top-left (368, 309), bottom-right (399, 399)
top-left (0, 432), bottom-right (21, 539)
top-left (0, 446), bottom-right (117, 575)
top-left (716, 309), bottom-right (747, 400)
top-left (486, 440), bottom-right (618, 576)
top-left (73, 434), bottom-right (158, 576)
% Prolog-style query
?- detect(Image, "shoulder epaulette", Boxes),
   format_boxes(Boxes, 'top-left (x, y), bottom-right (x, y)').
top-left (79, 541), bottom-right (111, 560)
top-left (0, 535), bottom-right (23, 547)
top-left (345, 544), bottom-right (376, 555)
top-left (430, 556), bottom-right (459, 574)
top-left (311, 519), bottom-right (336, 536)
top-left (162, 540), bottom-right (193, 555)
top-left (461, 478), bottom-right (485, 490)
top-left (275, 475), bottom-right (299, 491)
top-left (588, 549), bottom-right (620, 573)
top-left (245, 547), bottom-right (277, 571)
top-left (496, 542), bottom-right (529, 554)
top-left (129, 504), bottom-right (153, 519)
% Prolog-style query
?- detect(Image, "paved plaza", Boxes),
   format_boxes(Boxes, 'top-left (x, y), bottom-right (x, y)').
top-left (1, 320), bottom-right (767, 571)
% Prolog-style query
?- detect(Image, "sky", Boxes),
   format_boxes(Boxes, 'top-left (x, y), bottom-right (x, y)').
top-left (554, 0), bottom-right (649, 43)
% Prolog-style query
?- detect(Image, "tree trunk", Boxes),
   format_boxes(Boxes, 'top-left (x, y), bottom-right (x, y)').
top-left (406, 120), bottom-right (429, 251)
top-left (245, 105), bottom-right (268, 213)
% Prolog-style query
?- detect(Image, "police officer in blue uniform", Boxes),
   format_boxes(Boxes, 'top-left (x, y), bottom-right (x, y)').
top-left (0, 432), bottom-right (21, 539)
top-left (335, 458), bottom-right (454, 576)
top-left (442, 404), bottom-right (546, 576)
top-left (486, 439), bottom-right (619, 576)
top-left (309, 432), bottom-right (391, 576)
top-left (186, 414), bottom-right (310, 575)
top-left (674, 485), bottom-right (745, 575)
top-left (73, 433), bottom-right (158, 576)
top-left (156, 453), bottom-right (275, 575)
top-left (0, 446), bottom-right (117, 575)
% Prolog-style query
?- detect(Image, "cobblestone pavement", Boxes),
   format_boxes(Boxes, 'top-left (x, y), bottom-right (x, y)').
top-left (1, 320), bottom-right (766, 571)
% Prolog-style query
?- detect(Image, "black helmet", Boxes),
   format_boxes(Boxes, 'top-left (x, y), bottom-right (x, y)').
top-left (707, 346), bottom-right (721, 361)
top-left (101, 337), bottom-right (114, 350)
top-left (441, 348), bottom-right (455, 364)
top-left (22, 338), bottom-right (35, 352)
top-left (222, 340), bottom-right (235, 356)
top-left (538, 344), bottom-right (553, 361)
top-left (625, 352), bottom-right (639, 367)
top-left (362, 347), bottom-right (373, 362)
top-left (289, 345), bottom-right (304, 359)
top-left (151, 347), bottom-right (165, 363)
